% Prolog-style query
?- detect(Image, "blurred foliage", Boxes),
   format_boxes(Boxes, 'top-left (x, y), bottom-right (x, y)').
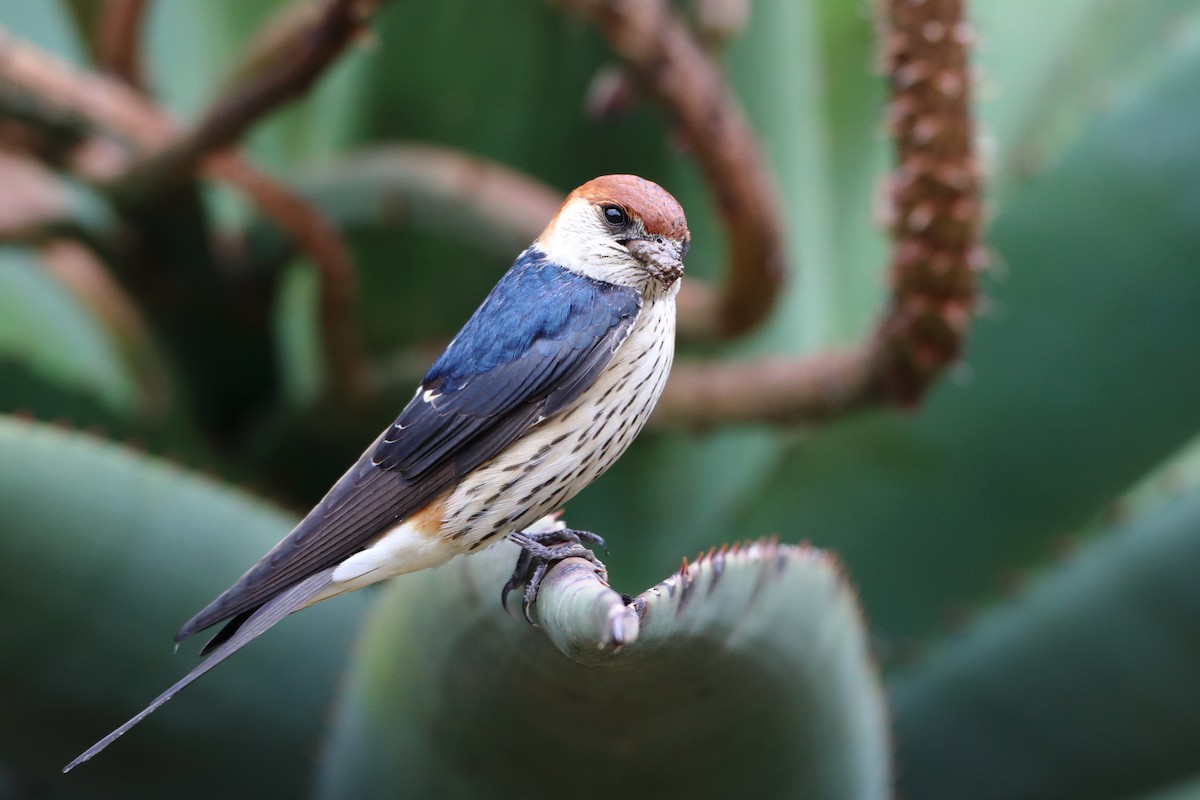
top-left (2, 0), bottom-right (1200, 798)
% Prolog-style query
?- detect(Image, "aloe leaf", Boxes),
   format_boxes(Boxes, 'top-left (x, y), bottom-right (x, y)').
top-left (0, 416), bottom-right (368, 798)
top-left (318, 538), bottom-right (889, 799)
top-left (892, 487), bottom-right (1200, 800)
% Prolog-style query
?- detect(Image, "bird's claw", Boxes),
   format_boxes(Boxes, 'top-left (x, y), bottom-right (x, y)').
top-left (502, 528), bottom-right (608, 624)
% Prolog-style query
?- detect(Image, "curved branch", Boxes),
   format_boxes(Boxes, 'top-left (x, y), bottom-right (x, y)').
top-left (109, 0), bottom-right (391, 204)
top-left (870, 0), bottom-right (981, 404)
top-left (558, 0), bottom-right (787, 338)
top-left (0, 26), bottom-right (172, 157)
top-left (652, 346), bottom-right (882, 428)
top-left (0, 153), bottom-right (169, 414)
top-left (95, 0), bottom-right (151, 89)
top-left (653, 0), bottom-right (981, 426)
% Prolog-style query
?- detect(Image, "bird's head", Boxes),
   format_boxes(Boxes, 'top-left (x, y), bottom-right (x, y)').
top-left (537, 175), bottom-right (690, 294)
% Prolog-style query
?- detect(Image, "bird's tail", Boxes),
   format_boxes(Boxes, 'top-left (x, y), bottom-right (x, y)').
top-left (63, 567), bottom-right (335, 772)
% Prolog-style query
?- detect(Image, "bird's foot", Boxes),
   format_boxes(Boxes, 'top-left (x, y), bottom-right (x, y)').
top-left (503, 527), bottom-right (609, 624)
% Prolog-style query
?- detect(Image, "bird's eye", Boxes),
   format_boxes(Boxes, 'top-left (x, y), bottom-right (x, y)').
top-left (602, 204), bottom-right (629, 227)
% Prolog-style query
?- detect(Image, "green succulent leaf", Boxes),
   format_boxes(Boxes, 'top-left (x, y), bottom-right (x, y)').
top-left (318, 538), bottom-right (889, 800)
top-left (0, 416), bottom-right (368, 799)
top-left (892, 485), bottom-right (1200, 800)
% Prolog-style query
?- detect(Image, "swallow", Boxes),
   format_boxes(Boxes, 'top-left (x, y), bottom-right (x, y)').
top-left (65, 174), bottom-right (690, 770)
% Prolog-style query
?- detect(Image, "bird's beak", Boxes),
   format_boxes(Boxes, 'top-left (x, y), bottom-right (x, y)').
top-left (623, 236), bottom-right (685, 287)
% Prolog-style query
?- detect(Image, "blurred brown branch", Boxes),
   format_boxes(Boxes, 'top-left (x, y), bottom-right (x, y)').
top-left (691, 0), bottom-right (750, 50)
top-left (654, 349), bottom-right (881, 427)
top-left (558, 0), bottom-right (787, 339)
top-left (655, 0), bottom-right (981, 426)
top-left (110, 0), bottom-right (390, 204)
top-left (0, 27), bottom-right (172, 160)
top-left (871, 0), bottom-right (981, 404)
top-left (95, 0), bottom-right (151, 89)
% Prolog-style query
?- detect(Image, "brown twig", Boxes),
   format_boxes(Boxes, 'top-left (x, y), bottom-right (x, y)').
top-left (95, 0), bottom-right (151, 89)
top-left (653, 348), bottom-right (881, 427)
top-left (0, 84), bottom-right (92, 167)
top-left (0, 148), bottom-right (117, 263)
top-left (109, 0), bottom-right (389, 204)
top-left (558, 0), bottom-right (786, 339)
top-left (654, 0), bottom-right (981, 426)
top-left (0, 27), bottom-right (173, 159)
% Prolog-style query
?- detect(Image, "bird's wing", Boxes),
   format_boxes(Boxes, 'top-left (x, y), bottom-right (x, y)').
top-left (176, 253), bottom-right (641, 642)
top-left (374, 261), bottom-right (643, 476)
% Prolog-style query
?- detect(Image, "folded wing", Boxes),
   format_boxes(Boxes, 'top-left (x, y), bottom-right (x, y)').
top-left (177, 252), bottom-right (641, 642)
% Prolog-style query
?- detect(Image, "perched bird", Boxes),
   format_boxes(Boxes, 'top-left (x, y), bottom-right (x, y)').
top-left (65, 174), bottom-right (689, 770)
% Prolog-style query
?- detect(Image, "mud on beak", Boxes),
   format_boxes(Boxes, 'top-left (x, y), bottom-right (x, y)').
top-left (624, 236), bottom-right (686, 287)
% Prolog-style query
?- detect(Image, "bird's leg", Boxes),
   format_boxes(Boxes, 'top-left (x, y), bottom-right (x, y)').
top-left (503, 528), bottom-right (609, 624)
